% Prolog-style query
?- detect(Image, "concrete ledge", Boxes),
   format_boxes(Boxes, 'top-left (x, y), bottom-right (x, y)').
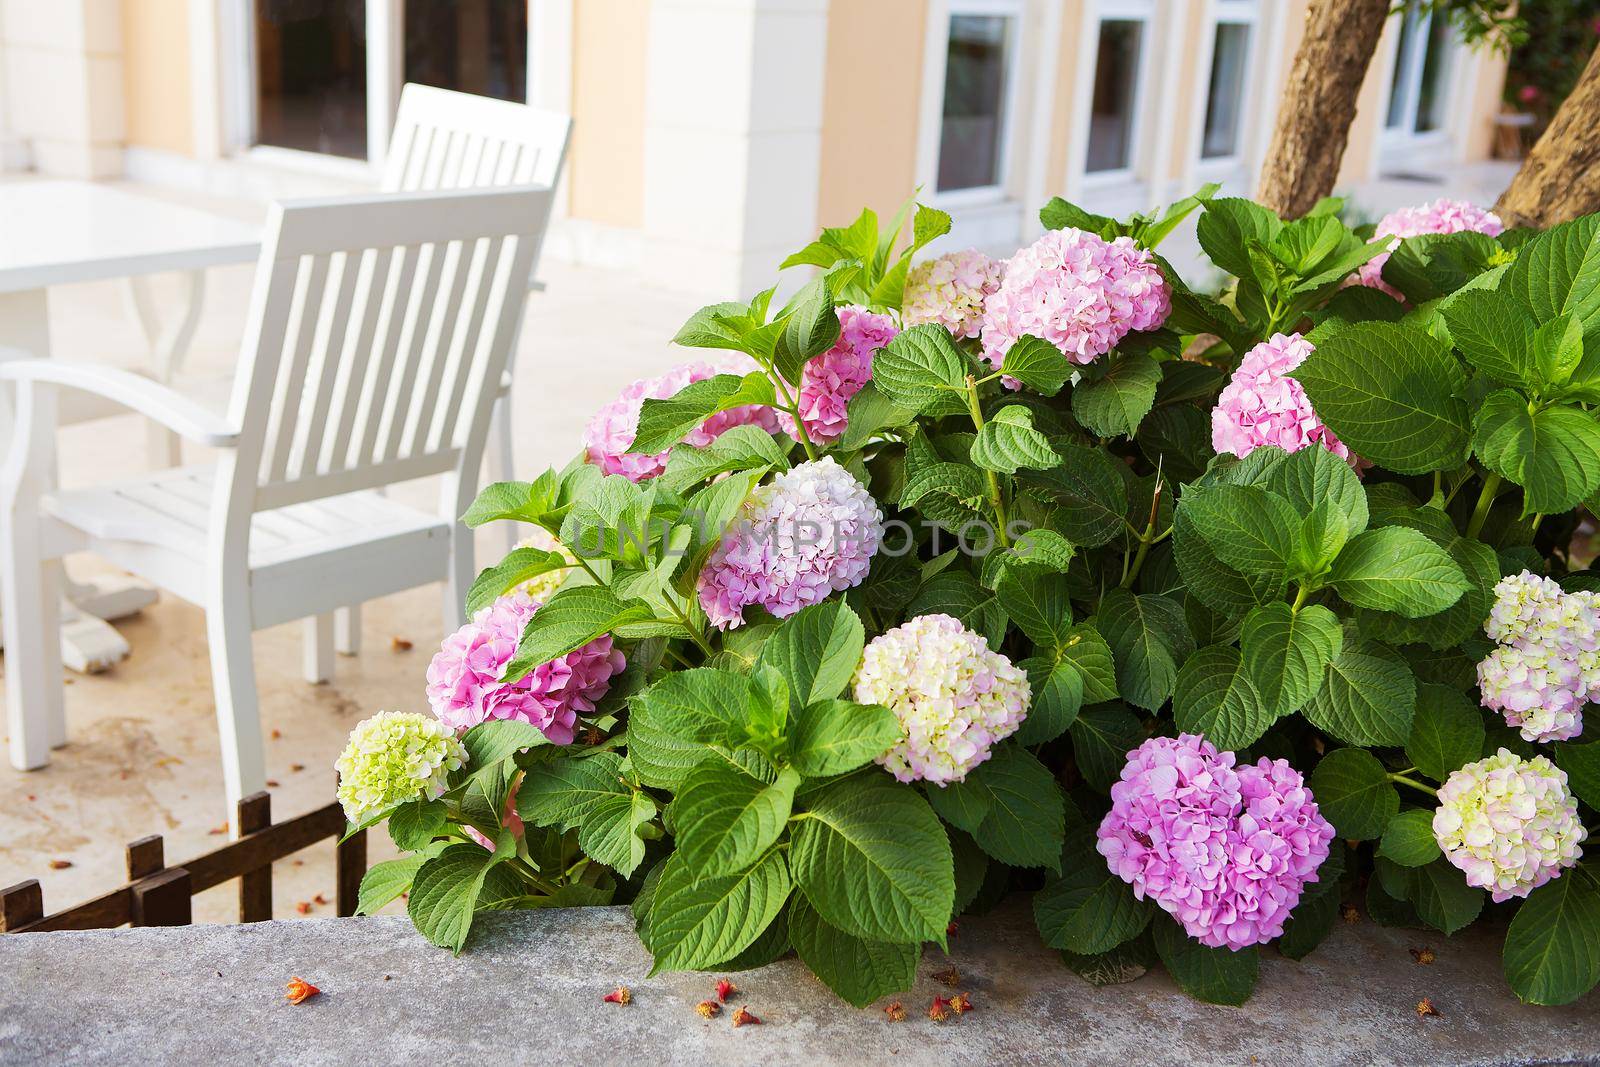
top-left (1, 900), bottom-right (1597, 1066)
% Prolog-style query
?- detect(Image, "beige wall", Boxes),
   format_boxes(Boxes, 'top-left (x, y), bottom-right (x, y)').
top-left (1337, 10), bottom-right (1400, 185)
top-left (121, 0), bottom-right (192, 155)
top-left (1045, 0), bottom-right (1087, 196)
top-left (569, 0), bottom-right (648, 227)
top-left (815, 0), bottom-right (927, 229)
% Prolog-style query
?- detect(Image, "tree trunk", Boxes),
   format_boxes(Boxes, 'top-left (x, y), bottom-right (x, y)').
top-left (1495, 44), bottom-right (1600, 228)
top-left (1256, 0), bottom-right (1392, 219)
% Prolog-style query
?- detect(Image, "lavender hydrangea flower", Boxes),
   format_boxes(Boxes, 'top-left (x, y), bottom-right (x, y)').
top-left (1097, 734), bottom-right (1336, 950)
top-left (697, 457), bottom-right (882, 629)
top-left (1476, 571), bottom-right (1600, 742)
top-left (979, 228), bottom-right (1169, 374)
top-left (851, 613), bottom-right (1030, 785)
top-left (1434, 749), bottom-right (1586, 902)
top-left (426, 590), bottom-right (625, 744)
top-left (583, 357), bottom-right (779, 482)
top-left (903, 249), bottom-right (1005, 339)
top-left (777, 306), bottom-right (898, 446)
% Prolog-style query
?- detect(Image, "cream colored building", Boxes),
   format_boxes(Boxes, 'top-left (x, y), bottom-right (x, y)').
top-left (0, 1), bottom-right (1507, 296)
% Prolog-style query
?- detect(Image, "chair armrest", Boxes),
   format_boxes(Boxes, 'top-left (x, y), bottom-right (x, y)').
top-left (0, 361), bottom-right (241, 448)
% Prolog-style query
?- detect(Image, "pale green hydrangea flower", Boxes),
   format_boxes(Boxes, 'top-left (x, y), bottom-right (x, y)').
top-left (335, 711), bottom-right (466, 823)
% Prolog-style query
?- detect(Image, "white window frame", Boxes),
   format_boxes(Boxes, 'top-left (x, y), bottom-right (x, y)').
top-left (1064, 0), bottom-right (1159, 215)
top-left (219, 0), bottom-right (540, 179)
top-left (1379, 0), bottom-right (1459, 154)
top-left (1187, 0), bottom-right (1263, 184)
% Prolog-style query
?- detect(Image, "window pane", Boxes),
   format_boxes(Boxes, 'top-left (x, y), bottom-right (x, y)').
top-left (1201, 22), bottom-right (1251, 160)
top-left (937, 15), bottom-right (1012, 192)
top-left (1385, 4), bottom-right (1420, 129)
top-left (255, 0), bottom-right (367, 158)
top-left (404, 0), bottom-right (528, 102)
top-left (1414, 11), bottom-right (1451, 132)
top-left (1086, 20), bottom-right (1144, 174)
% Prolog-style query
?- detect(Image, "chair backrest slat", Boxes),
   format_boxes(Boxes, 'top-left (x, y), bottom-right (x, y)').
top-left (226, 187), bottom-right (552, 513)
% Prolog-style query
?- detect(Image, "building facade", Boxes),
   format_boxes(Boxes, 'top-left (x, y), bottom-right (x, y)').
top-left (0, 0), bottom-right (1508, 296)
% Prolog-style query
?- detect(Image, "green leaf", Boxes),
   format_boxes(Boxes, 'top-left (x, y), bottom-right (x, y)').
top-left (357, 854), bottom-right (428, 915)
top-left (1410, 859), bottom-right (1485, 934)
top-left (790, 776), bottom-right (955, 944)
top-left (1035, 828), bottom-right (1152, 955)
top-left (1503, 213), bottom-right (1600, 326)
top-left (1172, 505), bottom-right (1285, 615)
top-left (1059, 624), bottom-right (1120, 703)
top-left (1379, 809), bottom-right (1443, 867)
top-left (515, 751), bottom-right (629, 829)
top-left (1016, 444), bottom-right (1129, 548)
top-left (1151, 918), bottom-right (1259, 1006)
top-left (1180, 485), bottom-right (1301, 579)
top-left (971, 405), bottom-right (1060, 473)
top-left (995, 567), bottom-right (1072, 650)
top-left (1473, 391), bottom-right (1600, 514)
top-left (1017, 655), bottom-right (1085, 745)
top-left (836, 382), bottom-right (918, 450)
top-left (1308, 748), bottom-right (1400, 840)
top-left (1328, 526), bottom-right (1470, 617)
top-left (646, 848), bottom-right (793, 975)
top-left (630, 373), bottom-right (778, 455)
top-left (1040, 196), bottom-right (1115, 234)
top-left (674, 763), bottom-right (798, 878)
top-left (1552, 742), bottom-right (1600, 811)
top-left (660, 424), bottom-right (791, 494)
top-left (1407, 684), bottom-right (1486, 782)
top-left (407, 838), bottom-right (515, 952)
top-left (1172, 644), bottom-right (1273, 751)
top-left (504, 587), bottom-right (653, 683)
top-left (872, 324), bottom-right (968, 412)
top-left (465, 547), bottom-right (570, 616)
top-left (1070, 702), bottom-right (1145, 792)
top-left (1291, 322), bottom-right (1471, 474)
top-left (578, 790), bottom-right (657, 877)
top-left (998, 334), bottom-right (1073, 395)
top-left (388, 800), bottom-right (446, 852)
top-left (1382, 231), bottom-right (1499, 303)
top-left (1098, 590), bottom-right (1193, 712)
top-left (754, 600), bottom-right (866, 709)
top-left (459, 720), bottom-right (549, 768)
top-left (461, 474), bottom-right (557, 528)
top-left (1264, 443), bottom-right (1368, 534)
top-left (1196, 197), bottom-right (1282, 280)
top-left (772, 275), bottom-right (840, 385)
top-left (1303, 643), bottom-right (1417, 748)
top-left (934, 745), bottom-right (1066, 871)
top-left (1060, 937), bottom-right (1156, 986)
top-left (626, 669), bottom-right (751, 789)
top-left (787, 893), bottom-right (919, 1008)
top-left (1072, 352), bottom-right (1162, 438)
top-left (1441, 287), bottom-right (1537, 387)
top-left (1240, 602), bottom-right (1342, 716)
top-left (790, 699), bottom-right (903, 778)
top-left (1502, 866), bottom-right (1600, 1006)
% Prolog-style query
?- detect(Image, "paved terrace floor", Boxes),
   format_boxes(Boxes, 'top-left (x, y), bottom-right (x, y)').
top-left (0, 163), bottom-right (1518, 923)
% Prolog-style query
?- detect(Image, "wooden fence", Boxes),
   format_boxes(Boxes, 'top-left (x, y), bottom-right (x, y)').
top-left (0, 788), bottom-right (366, 932)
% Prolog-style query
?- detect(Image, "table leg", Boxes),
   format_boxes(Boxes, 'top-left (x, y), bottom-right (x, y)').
top-left (125, 270), bottom-right (207, 467)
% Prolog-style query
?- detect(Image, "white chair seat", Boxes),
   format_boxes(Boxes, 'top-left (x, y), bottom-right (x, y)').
top-left (45, 465), bottom-right (450, 628)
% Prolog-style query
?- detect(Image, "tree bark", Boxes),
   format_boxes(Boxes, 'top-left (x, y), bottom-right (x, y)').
top-left (1495, 44), bottom-right (1600, 228)
top-left (1256, 0), bottom-right (1392, 219)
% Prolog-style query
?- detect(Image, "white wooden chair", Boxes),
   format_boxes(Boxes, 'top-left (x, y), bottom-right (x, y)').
top-left (1, 185), bottom-right (553, 811)
top-left (323, 83), bottom-right (572, 658)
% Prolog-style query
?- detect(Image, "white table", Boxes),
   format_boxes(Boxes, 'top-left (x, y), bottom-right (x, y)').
top-left (0, 179), bottom-right (259, 673)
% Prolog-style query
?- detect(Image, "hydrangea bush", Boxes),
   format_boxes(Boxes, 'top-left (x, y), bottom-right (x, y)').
top-left (340, 189), bottom-right (1600, 1009)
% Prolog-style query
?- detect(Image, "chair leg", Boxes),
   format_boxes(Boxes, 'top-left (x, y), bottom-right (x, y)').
top-left (335, 604), bottom-right (361, 656)
top-left (487, 395), bottom-right (521, 557)
top-left (205, 596), bottom-right (266, 820)
top-left (303, 613), bottom-right (335, 684)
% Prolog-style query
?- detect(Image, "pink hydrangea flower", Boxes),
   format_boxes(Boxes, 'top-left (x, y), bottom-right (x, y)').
top-left (852, 613), bottom-right (1030, 785)
top-left (979, 228), bottom-right (1169, 373)
top-left (426, 590), bottom-right (625, 744)
top-left (777, 305), bottom-right (898, 446)
top-left (903, 249), bottom-right (1005, 339)
top-left (1434, 749), bottom-right (1586, 902)
top-left (1098, 734), bottom-right (1336, 950)
top-left (1476, 571), bottom-right (1600, 742)
top-left (1211, 332), bottom-right (1359, 467)
top-left (1356, 199), bottom-right (1504, 300)
top-left (582, 357), bottom-right (779, 482)
top-left (697, 457), bottom-right (882, 630)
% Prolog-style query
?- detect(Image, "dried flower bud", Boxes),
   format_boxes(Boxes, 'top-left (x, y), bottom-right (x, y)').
top-left (284, 977), bottom-right (320, 1005)
top-left (928, 995), bottom-right (952, 1022)
top-left (1416, 999), bottom-right (1440, 1018)
top-left (931, 967), bottom-right (959, 987)
top-left (731, 1006), bottom-right (762, 1028)
top-left (696, 1000), bottom-right (722, 1019)
top-left (602, 986), bottom-right (631, 1005)
top-left (1341, 904), bottom-right (1361, 924)
top-left (950, 992), bottom-right (973, 1015)
top-left (1410, 947), bottom-right (1436, 966)
top-left (884, 1002), bottom-right (906, 1022)
top-left (715, 978), bottom-right (738, 1003)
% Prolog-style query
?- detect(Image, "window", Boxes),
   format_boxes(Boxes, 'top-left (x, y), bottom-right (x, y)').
top-left (1201, 21), bottom-right (1251, 160)
top-left (404, 0), bottom-right (528, 103)
top-left (1085, 19), bottom-right (1144, 174)
top-left (1385, 1), bottom-right (1454, 138)
top-left (254, 0), bottom-right (368, 159)
top-left (936, 13), bottom-right (1015, 193)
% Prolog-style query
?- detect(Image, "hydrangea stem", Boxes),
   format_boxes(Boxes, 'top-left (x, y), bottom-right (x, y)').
top-left (963, 376), bottom-right (1012, 548)
top-left (1389, 772), bottom-right (1438, 798)
top-left (1466, 471), bottom-right (1502, 540)
top-left (762, 361), bottom-right (820, 462)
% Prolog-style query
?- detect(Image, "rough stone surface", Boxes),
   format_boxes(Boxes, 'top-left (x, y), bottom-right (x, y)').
top-left (2, 901), bottom-right (1598, 1066)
